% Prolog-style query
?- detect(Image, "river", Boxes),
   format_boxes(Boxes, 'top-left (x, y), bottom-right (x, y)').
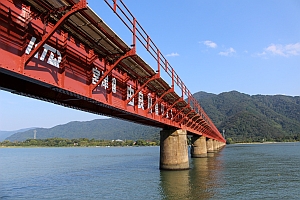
top-left (1, 143), bottom-right (300, 199)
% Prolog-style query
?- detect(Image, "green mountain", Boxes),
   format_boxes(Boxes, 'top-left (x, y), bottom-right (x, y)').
top-left (6, 91), bottom-right (300, 143)
top-left (0, 128), bottom-right (36, 141)
top-left (194, 91), bottom-right (300, 143)
top-left (6, 118), bottom-right (161, 142)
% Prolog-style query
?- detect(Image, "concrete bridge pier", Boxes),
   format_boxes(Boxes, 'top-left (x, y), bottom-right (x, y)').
top-left (206, 138), bottom-right (215, 157)
top-left (216, 141), bottom-right (220, 150)
top-left (213, 140), bottom-right (218, 151)
top-left (160, 129), bottom-right (189, 170)
top-left (191, 135), bottom-right (207, 158)
top-left (212, 140), bottom-right (216, 151)
top-left (219, 142), bottom-right (226, 149)
top-left (206, 138), bottom-right (214, 153)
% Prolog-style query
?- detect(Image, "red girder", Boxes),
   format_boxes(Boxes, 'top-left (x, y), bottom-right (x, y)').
top-left (92, 48), bottom-right (136, 91)
top-left (0, 0), bottom-right (226, 143)
top-left (24, 0), bottom-right (87, 67)
top-left (146, 87), bottom-right (174, 113)
top-left (178, 109), bottom-right (194, 124)
top-left (162, 97), bottom-right (184, 118)
top-left (194, 119), bottom-right (206, 130)
top-left (125, 73), bottom-right (160, 105)
top-left (172, 104), bottom-right (189, 123)
top-left (186, 114), bottom-right (201, 127)
top-left (62, 20), bottom-right (110, 57)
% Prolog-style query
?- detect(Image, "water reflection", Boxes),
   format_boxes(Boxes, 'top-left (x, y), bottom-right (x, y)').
top-left (159, 150), bottom-right (225, 199)
top-left (160, 170), bottom-right (191, 199)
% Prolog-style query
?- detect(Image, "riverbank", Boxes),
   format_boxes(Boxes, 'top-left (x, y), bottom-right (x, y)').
top-left (0, 138), bottom-right (159, 148)
top-left (233, 141), bottom-right (299, 145)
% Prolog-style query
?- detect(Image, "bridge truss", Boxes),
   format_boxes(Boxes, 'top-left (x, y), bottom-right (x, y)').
top-left (0, 0), bottom-right (225, 143)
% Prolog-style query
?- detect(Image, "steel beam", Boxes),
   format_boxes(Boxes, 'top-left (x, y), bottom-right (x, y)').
top-left (178, 110), bottom-right (194, 124)
top-left (172, 104), bottom-right (189, 122)
top-left (146, 87), bottom-right (174, 113)
top-left (92, 48), bottom-right (136, 91)
top-left (125, 73), bottom-right (160, 105)
top-left (24, 0), bottom-right (87, 67)
top-left (162, 97), bottom-right (184, 118)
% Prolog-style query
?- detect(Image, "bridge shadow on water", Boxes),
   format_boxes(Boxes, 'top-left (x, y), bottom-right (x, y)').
top-left (159, 149), bottom-right (225, 199)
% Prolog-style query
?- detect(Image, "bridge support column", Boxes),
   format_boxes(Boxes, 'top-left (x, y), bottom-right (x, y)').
top-left (160, 129), bottom-right (189, 170)
top-left (213, 140), bottom-right (218, 151)
top-left (220, 142), bottom-right (226, 148)
top-left (206, 138), bottom-right (214, 153)
top-left (191, 135), bottom-right (207, 158)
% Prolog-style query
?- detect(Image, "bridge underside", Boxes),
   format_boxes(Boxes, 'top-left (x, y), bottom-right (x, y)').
top-left (0, 68), bottom-right (164, 128)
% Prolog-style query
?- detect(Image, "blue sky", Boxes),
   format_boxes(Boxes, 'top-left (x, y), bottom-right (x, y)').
top-left (1, 0), bottom-right (300, 131)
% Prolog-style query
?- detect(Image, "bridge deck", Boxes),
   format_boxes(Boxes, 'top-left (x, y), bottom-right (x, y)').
top-left (0, 0), bottom-right (225, 142)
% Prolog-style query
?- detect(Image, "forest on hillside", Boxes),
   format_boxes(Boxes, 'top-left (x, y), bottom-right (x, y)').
top-left (6, 118), bottom-right (161, 142)
top-left (5, 91), bottom-right (300, 144)
top-left (194, 91), bottom-right (300, 143)
top-left (0, 138), bottom-right (159, 147)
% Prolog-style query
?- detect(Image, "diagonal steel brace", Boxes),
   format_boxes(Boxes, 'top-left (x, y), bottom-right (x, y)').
top-left (24, 0), bottom-right (87, 67)
top-left (125, 73), bottom-right (160, 104)
top-left (92, 48), bottom-right (136, 91)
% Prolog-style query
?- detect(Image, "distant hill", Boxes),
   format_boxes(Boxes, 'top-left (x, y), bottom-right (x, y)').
top-left (194, 91), bottom-right (300, 143)
top-left (6, 118), bottom-right (161, 142)
top-left (0, 128), bottom-right (36, 141)
top-left (6, 91), bottom-right (300, 143)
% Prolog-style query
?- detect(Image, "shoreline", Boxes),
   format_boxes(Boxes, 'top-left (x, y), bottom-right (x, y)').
top-left (232, 141), bottom-right (299, 145)
top-left (0, 145), bottom-right (159, 148)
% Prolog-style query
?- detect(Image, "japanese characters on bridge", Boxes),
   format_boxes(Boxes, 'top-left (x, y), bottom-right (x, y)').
top-left (24, 35), bottom-right (174, 119)
top-left (25, 37), bottom-right (62, 68)
top-left (91, 67), bottom-right (174, 119)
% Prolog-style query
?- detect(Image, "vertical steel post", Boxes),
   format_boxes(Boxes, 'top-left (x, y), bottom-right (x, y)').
top-left (146, 36), bottom-right (150, 50)
top-left (113, 0), bottom-right (117, 12)
top-left (133, 18), bottom-right (136, 49)
top-left (172, 68), bottom-right (174, 89)
top-left (157, 49), bottom-right (160, 75)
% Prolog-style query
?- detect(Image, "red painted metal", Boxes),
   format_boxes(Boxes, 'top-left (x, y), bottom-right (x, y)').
top-left (162, 97), bottom-right (184, 118)
top-left (178, 110), bottom-right (193, 124)
top-left (91, 48), bottom-right (136, 91)
top-left (125, 73), bottom-right (160, 105)
top-left (24, 0), bottom-right (87, 67)
top-left (172, 105), bottom-right (189, 122)
top-left (146, 87), bottom-right (175, 115)
top-left (0, 0), bottom-right (225, 143)
top-left (187, 114), bottom-right (200, 127)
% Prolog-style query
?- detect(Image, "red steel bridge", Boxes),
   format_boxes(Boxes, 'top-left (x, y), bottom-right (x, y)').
top-left (0, 0), bottom-right (225, 143)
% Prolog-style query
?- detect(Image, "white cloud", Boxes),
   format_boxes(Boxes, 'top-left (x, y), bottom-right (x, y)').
top-left (219, 47), bottom-right (236, 56)
top-left (256, 51), bottom-right (266, 57)
top-left (261, 43), bottom-right (300, 57)
top-left (202, 40), bottom-right (217, 48)
top-left (166, 52), bottom-right (179, 57)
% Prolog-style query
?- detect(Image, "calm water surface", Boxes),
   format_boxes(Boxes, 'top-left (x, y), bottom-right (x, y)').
top-left (1, 143), bottom-right (300, 199)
